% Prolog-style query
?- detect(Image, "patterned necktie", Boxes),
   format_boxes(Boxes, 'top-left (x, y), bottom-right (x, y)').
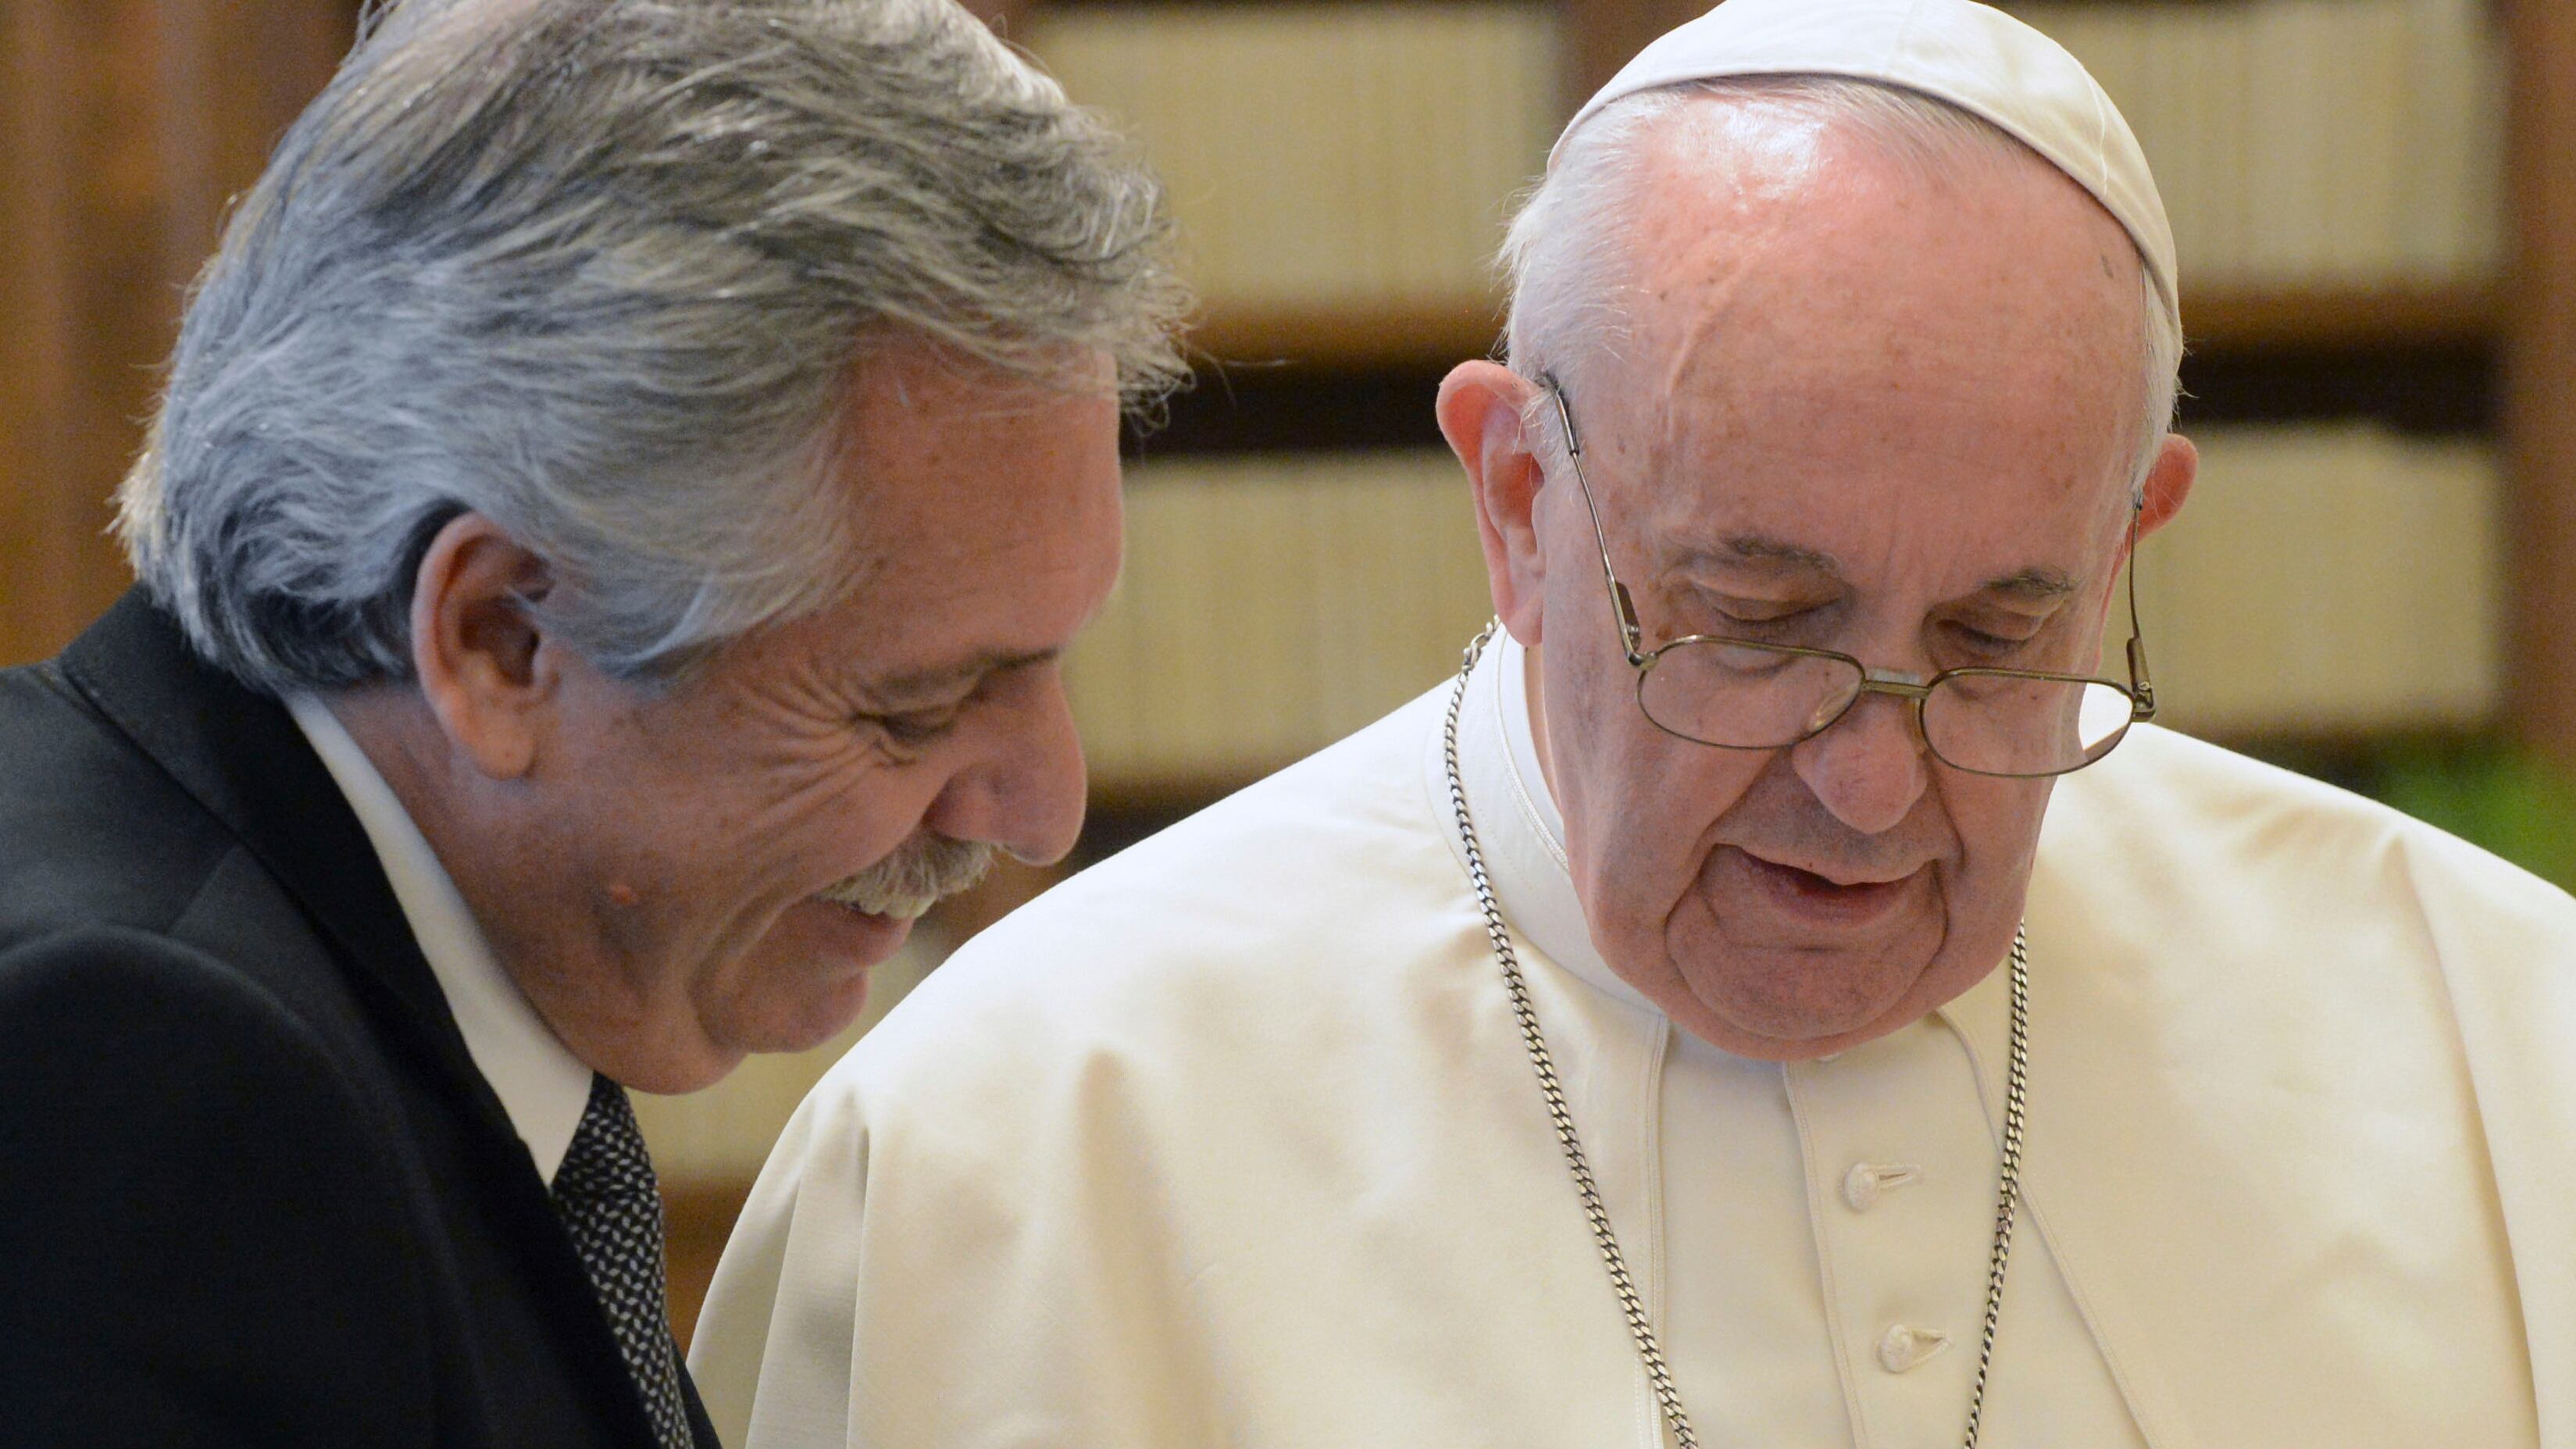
top-left (551, 1072), bottom-right (692, 1449)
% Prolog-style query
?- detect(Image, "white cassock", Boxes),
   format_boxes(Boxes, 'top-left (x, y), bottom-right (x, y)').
top-left (692, 636), bottom-right (2576, 1447)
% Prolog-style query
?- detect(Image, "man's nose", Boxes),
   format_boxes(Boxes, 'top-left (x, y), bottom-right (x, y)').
top-left (923, 674), bottom-right (1090, 868)
top-left (1789, 687), bottom-right (1930, 835)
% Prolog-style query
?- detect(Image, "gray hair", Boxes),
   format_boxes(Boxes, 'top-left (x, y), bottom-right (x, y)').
top-left (118, 0), bottom-right (1190, 693)
top-left (1501, 77), bottom-right (2182, 500)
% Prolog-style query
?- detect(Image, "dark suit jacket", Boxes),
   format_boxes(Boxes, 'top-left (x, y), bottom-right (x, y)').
top-left (0, 592), bottom-right (720, 1448)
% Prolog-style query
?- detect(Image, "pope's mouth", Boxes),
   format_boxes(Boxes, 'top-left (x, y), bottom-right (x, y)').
top-left (1729, 851), bottom-right (1922, 925)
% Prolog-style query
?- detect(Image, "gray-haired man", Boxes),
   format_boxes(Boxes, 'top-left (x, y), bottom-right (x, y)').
top-left (0, 1), bottom-right (1182, 1444)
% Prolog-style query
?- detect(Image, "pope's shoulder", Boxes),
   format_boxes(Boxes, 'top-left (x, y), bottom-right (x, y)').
top-left (2042, 722), bottom-right (2576, 941)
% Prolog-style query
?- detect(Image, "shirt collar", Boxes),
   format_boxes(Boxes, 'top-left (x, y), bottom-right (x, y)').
top-left (285, 694), bottom-right (594, 1183)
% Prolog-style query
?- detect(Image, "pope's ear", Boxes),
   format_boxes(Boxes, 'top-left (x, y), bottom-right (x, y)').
top-left (2135, 432), bottom-right (2196, 541)
top-left (1436, 359), bottom-right (1549, 643)
top-left (408, 512), bottom-right (560, 782)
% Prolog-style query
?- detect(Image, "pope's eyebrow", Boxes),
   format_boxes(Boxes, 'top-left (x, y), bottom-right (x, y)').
top-left (862, 647), bottom-right (1058, 706)
top-left (1672, 534), bottom-right (1846, 578)
top-left (1978, 566), bottom-right (2079, 601)
top-left (1672, 536), bottom-right (2079, 601)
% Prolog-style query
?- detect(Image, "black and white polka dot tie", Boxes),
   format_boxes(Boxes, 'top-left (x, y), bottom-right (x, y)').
top-left (551, 1072), bottom-right (691, 1449)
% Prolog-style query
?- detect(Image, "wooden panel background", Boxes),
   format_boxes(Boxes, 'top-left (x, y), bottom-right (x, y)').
top-left (2506, 0), bottom-right (2576, 765)
top-left (0, 0), bottom-right (353, 668)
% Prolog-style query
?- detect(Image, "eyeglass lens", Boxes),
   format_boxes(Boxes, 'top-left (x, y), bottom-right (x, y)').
top-left (1637, 639), bottom-right (2135, 776)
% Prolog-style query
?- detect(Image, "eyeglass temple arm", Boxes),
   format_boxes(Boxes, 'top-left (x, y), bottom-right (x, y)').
top-left (2123, 507), bottom-right (2156, 721)
top-left (1543, 373), bottom-right (1649, 664)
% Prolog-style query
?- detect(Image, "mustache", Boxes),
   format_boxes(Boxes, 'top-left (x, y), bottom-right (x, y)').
top-left (815, 834), bottom-right (996, 921)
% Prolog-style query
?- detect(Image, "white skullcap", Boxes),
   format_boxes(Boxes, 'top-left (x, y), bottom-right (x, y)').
top-left (1557, 0), bottom-right (2179, 332)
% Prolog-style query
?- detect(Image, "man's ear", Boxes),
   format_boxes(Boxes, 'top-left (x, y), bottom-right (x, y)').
top-left (2135, 432), bottom-right (2197, 541)
top-left (409, 512), bottom-right (559, 781)
top-left (1436, 359), bottom-right (1550, 644)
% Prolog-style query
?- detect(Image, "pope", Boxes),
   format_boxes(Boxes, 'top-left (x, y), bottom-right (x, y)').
top-left (691, 2), bottom-right (2576, 1444)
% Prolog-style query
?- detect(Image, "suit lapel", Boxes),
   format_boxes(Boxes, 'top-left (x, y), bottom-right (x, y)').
top-left (61, 591), bottom-right (673, 1449)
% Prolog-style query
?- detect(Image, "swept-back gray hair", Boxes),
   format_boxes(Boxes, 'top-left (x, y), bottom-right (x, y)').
top-left (1501, 77), bottom-right (2182, 498)
top-left (118, 0), bottom-right (1190, 693)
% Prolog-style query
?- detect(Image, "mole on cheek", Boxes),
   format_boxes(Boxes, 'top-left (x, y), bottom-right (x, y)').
top-left (607, 882), bottom-right (641, 907)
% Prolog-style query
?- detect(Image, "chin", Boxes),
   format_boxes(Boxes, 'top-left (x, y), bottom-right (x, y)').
top-left (1640, 863), bottom-right (1975, 1055)
top-left (1654, 929), bottom-right (1918, 1040)
top-left (777, 896), bottom-right (917, 972)
top-left (610, 1037), bottom-right (750, 1097)
top-left (759, 980), bottom-right (876, 1054)
top-left (647, 989), bottom-right (866, 1095)
top-left (662, 908), bottom-right (892, 1080)
top-left (732, 947), bottom-right (882, 1055)
top-left (1687, 929), bottom-right (2013, 1062)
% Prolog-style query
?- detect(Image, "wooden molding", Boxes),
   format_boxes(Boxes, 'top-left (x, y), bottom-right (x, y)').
top-left (2504, 0), bottom-right (2576, 765)
top-left (1179, 284), bottom-right (2502, 376)
top-left (1189, 299), bottom-right (1507, 374)
top-left (2186, 283), bottom-right (2502, 355)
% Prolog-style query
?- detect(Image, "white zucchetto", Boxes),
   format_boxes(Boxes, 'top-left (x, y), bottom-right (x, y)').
top-left (1557, 0), bottom-right (2180, 330)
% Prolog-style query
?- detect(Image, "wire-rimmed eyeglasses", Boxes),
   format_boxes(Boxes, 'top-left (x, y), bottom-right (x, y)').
top-left (1540, 373), bottom-right (2157, 780)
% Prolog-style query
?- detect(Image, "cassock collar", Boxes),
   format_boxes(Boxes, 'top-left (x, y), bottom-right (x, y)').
top-left (1443, 630), bottom-right (1662, 1017)
top-left (1441, 630), bottom-right (2010, 1053)
top-left (285, 694), bottom-right (593, 1184)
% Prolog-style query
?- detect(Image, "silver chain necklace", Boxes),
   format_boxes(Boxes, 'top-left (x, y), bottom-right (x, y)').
top-left (1437, 625), bottom-right (2032, 1449)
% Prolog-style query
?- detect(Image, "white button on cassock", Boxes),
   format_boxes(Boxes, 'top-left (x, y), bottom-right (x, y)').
top-left (1841, 1162), bottom-right (1925, 1212)
top-left (1876, 1324), bottom-right (1953, 1374)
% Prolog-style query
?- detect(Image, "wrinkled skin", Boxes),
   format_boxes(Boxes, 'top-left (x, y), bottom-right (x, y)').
top-left (341, 348), bottom-right (1125, 1091)
top-left (1442, 102), bottom-right (2196, 1061)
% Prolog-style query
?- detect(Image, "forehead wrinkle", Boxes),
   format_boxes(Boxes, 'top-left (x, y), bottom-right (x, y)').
top-left (1600, 117), bottom-right (1824, 463)
top-left (1646, 232), bottom-right (1779, 479)
top-left (862, 646), bottom-right (1058, 706)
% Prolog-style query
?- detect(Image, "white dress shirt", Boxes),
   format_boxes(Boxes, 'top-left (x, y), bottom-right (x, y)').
top-left (287, 693), bottom-right (593, 1183)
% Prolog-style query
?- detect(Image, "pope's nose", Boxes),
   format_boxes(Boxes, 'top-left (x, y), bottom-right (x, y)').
top-left (1789, 689), bottom-right (1930, 835)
